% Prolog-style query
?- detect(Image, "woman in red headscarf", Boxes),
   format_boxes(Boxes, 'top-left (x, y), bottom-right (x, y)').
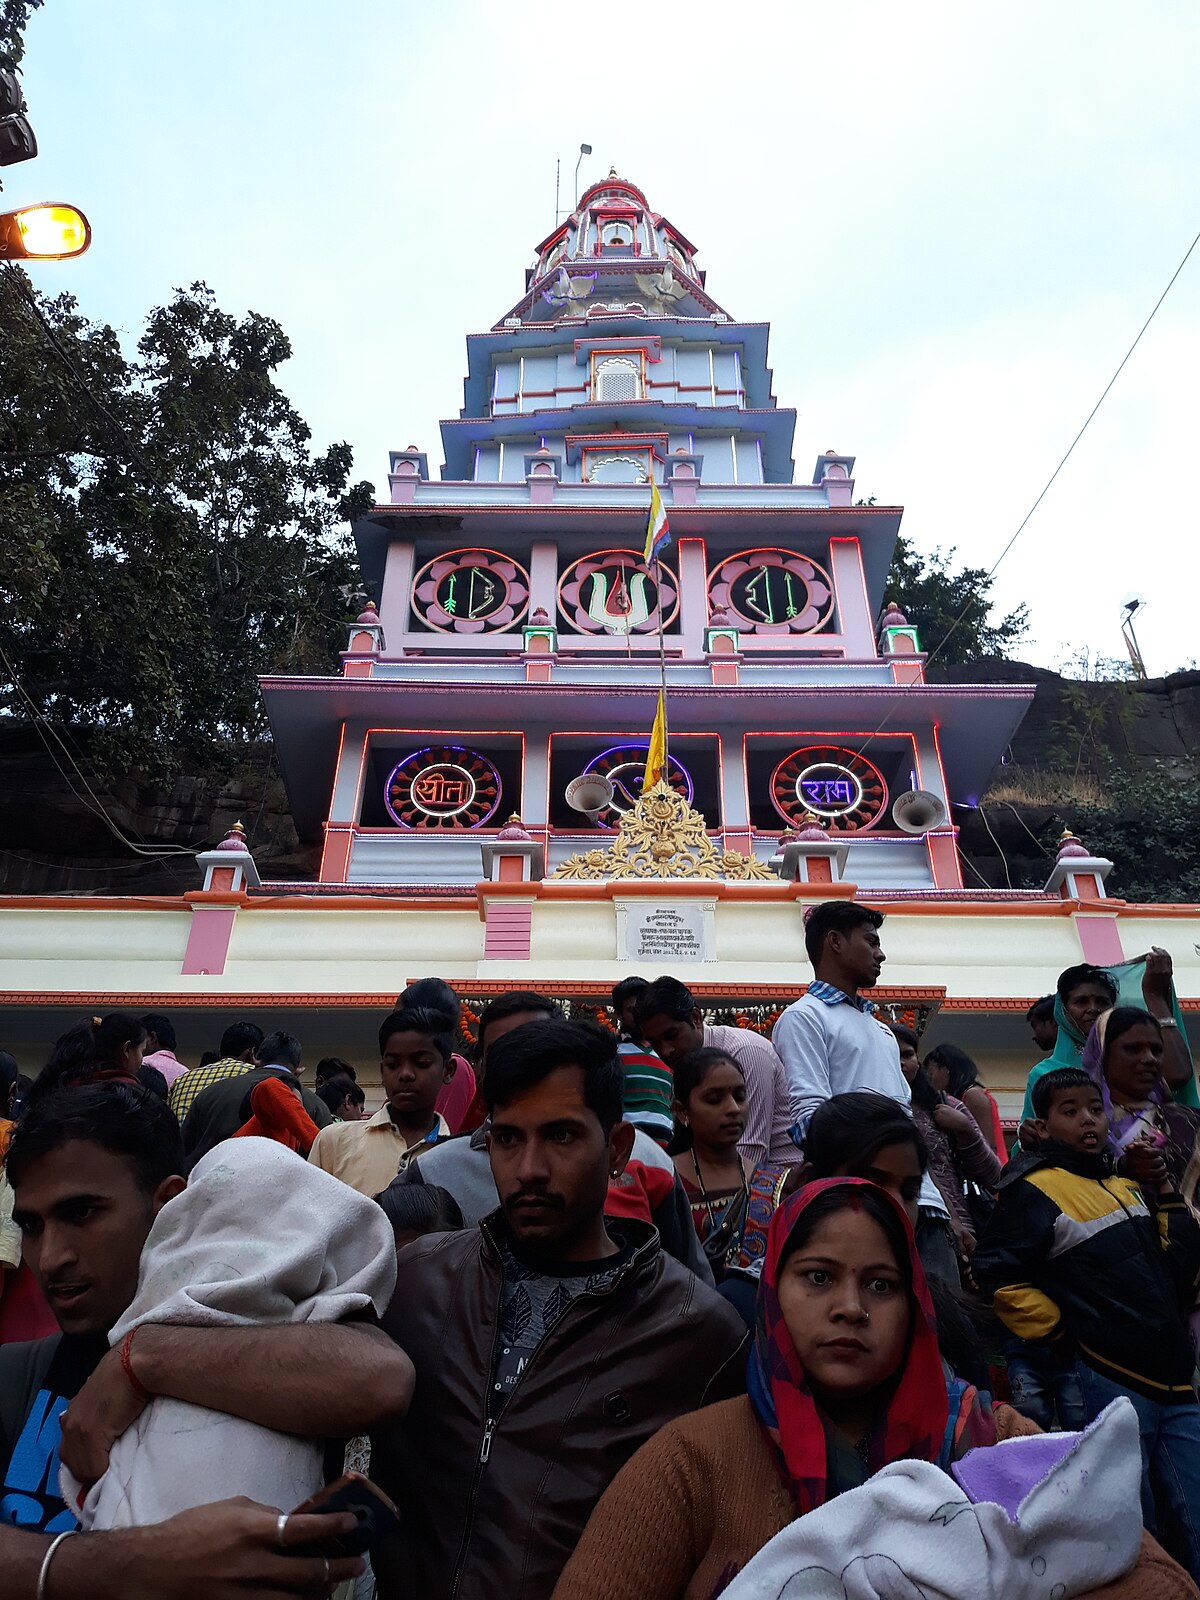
top-left (552, 1177), bottom-right (1004, 1600)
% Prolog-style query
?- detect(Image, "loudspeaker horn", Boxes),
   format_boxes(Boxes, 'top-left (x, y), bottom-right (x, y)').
top-left (565, 772), bottom-right (615, 824)
top-left (891, 788), bottom-right (948, 834)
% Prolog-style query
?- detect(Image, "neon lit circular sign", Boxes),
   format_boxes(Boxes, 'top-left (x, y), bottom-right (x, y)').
top-left (708, 549), bottom-right (835, 634)
top-left (384, 746), bottom-right (502, 830)
top-left (558, 550), bottom-right (678, 636)
top-left (581, 745), bottom-right (693, 829)
top-left (411, 549), bottom-right (529, 633)
top-left (769, 746), bottom-right (887, 833)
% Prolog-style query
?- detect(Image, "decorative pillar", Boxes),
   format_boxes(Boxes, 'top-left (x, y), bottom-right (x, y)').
top-left (704, 604), bottom-right (740, 686)
top-left (387, 444), bottom-right (428, 505)
top-left (342, 601), bottom-right (384, 679)
top-left (181, 822), bottom-right (260, 977)
top-left (480, 816), bottom-right (546, 882)
top-left (1044, 829), bottom-right (1114, 903)
top-left (814, 450), bottom-right (856, 508)
top-left (772, 819), bottom-right (849, 885)
top-left (526, 447), bottom-right (559, 506)
top-left (478, 818), bottom-right (541, 961)
top-left (878, 602), bottom-right (924, 685)
top-left (676, 536), bottom-right (709, 661)
top-left (828, 537), bottom-right (876, 657)
top-left (522, 606), bottom-right (557, 682)
top-left (1045, 829), bottom-right (1123, 965)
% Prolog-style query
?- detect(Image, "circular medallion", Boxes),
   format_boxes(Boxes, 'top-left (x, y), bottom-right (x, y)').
top-left (384, 746), bottom-right (502, 830)
top-left (558, 550), bottom-right (678, 635)
top-left (581, 745), bottom-right (693, 829)
top-left (708, 549), bottom-right (835, 634)
top-left (769, 746), bottom-right (887, 833)
top-left (412, 549), bottom-right (529, 634)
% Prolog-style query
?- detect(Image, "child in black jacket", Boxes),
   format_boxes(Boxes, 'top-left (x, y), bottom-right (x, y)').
top-left (973, 1067), bottom-right (1200, 1580)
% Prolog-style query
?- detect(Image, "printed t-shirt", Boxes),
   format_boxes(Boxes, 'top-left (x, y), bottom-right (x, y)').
top-left (0, 1333), bottom-right (107, 1533)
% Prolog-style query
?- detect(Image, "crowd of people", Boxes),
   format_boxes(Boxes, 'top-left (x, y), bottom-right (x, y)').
top-left (0, 898), bottom-right (1198, 1599)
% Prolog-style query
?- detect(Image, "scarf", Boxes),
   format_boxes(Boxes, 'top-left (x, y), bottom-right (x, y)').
top-left (232, 1076), bottom-right (319, 1156)
top-left (1035, 958), bottom-right (1197, 1105)
top-left (746, 1177), bottom-right (954, 1516)
top-left (1081, 1010), bottom-right (1200, 1190)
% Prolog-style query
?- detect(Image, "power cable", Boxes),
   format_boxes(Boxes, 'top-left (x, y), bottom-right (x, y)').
top-left (851, 215), bottom-right (1200, 771)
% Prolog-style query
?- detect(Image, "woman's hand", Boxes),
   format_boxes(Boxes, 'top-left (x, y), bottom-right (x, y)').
top-left (1141, 947), bottom-right (1174, 1015)
top-left (932, 1101), bottom-right (975, 1140)
top-left (1119, 1139), bottom-right (1169, 1194)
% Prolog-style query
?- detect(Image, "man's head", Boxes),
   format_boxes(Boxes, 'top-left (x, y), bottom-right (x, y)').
top-left (139, 1013), bottom-right (176, 1056)
top-left (0, 1049), bottom-right (18, 1118)
top-left (484, 1019), bottom-right (633, 1261)
top-left (254, 1030), bottom-right (302, 1076)
top-left (7, 1084), bottom-right (185, 1336)
top-left (1031, 1067), bottom-right (1107, 1153)
top-left (1056, 965), bottom-right (1118, 1038)
top-left (1026, 995), bottom-right (1057, 1054)
top-left (315, 1056), bottom-right (356, 1088)
top-left (317, 1073), bottom-right (365, 1122)
top-left (475, 990), bottom-right (562, 1069)
top-left (378, 1006), bottom-right (455, 1128)
top-left (219, 1020), bottom-right (264, 1062)
top-left (610, 976), bottom-right (649, 1041)
top-left (887, 1022), bottom-right (920, 1084)
top-left (398, 977), bottom-right (461, 1030)
top-left (803, 901), bottom-right (886, 991)
top-left (633, 976), bottom-right (703, 1067)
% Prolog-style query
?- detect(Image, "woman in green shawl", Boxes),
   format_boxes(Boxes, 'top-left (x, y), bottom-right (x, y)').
top-left (1021, 949), bottom-right (1197, 1124)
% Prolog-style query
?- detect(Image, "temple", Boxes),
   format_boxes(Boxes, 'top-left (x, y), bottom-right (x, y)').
top-left (3, 172), bottom-right (1197, 1103)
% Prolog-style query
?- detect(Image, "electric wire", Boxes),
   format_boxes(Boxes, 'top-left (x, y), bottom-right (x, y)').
top-left (850, 214), bottom-right (1200, 780)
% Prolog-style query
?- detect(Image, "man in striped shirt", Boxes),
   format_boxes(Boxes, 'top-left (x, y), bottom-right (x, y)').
top-left (611, 978), bottom-right (674, 1149)
top-left (635, 977), bottom-right (799, 1167)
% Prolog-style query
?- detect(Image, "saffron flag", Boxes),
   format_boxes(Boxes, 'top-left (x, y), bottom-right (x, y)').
top-left (644, 689), bottom-right (667, 790)
top-left (643, 479), bottom-right (670, 564)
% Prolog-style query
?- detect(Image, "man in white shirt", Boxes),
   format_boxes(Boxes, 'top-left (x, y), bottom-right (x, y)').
top-left (771, 901), bottom-right (957, 1284)
top-left (635, 977), bottom-right (798, 1167)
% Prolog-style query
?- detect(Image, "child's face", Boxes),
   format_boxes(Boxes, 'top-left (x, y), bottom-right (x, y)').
top-left (1038, 1085), bottom-right (1108, 1152)
top-left (778, 1208), bottom-right (911, 1403)
top-left (842, 1142), bottom-right (923, 1230)
top-left (380, 1029), bottom-right (452, 1125)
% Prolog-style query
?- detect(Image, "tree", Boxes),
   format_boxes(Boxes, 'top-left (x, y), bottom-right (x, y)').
top-left (1063, 759), bottom-right (1200, 905)
top-left (1, 272), bottom-right (374, 779)
top-left (0, 0), bottom-right (42, 73)
top-left (884, 533), bottom-right (1029, 664)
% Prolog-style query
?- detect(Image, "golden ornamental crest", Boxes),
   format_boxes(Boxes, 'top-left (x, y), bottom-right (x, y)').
top-left (550, 781), bottom-right (777, 882)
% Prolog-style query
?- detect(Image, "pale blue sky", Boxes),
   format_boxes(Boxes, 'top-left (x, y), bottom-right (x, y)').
top-left (12, 0), bottom-right (1200, 675)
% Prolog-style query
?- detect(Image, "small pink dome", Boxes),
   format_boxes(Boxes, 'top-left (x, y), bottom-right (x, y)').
top-left (530, 605), bottom-right (550, 624)
top-left (535, 446), bottom-right (552, 456)
top-left (497, 815), bottom-right (533, 842)
top-left (216, 821), bottom-right (247, 851)
top-left (797, 819), bottom-right (829, 843)
top-left (355, 602), bottom-right (380, 625)
top-left (880, 602), bottom-right (908, 627)
top-left (405, 444), bottom-right (420, 453)
top-left (1057, 829), bottom-right (1089, 859)
top-left (708, 605), bottom-right (734, 627)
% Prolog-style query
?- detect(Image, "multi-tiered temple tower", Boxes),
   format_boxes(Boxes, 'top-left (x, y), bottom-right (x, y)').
top-left (262, 170), bottom-right (1033, 893)
top-left (11, 173), bottom-right (1190, 1107)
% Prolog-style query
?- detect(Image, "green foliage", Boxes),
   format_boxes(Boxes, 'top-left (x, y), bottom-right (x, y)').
top-left (1, 272), bottom-right (374, 778)
top-left (1040, 649), bottom-right (1139, 776)
top-left (0, 0), bottom-right (42, 71)
top-left (1060, 759), bottom-right (1200, 904)
top-left (885, 534), bottom-right (1029, 664)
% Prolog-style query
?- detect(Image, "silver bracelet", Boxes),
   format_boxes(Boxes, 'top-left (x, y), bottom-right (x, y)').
top-left (37, 1530), bottom-right (78, 1600)
top-left (1158, 1018), bottom-right (1179, 1030)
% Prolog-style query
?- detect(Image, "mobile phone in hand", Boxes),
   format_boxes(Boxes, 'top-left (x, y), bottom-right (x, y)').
top-left (287, 1472), bottom-right (400, 1556)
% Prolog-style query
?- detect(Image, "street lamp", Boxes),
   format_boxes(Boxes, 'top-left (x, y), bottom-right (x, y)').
top-left (0, 202), bottom-right (91, 260)
top-left (0, 67), bottom-right (37, 167)
top-left (574, 142), bottom-right (592, 205)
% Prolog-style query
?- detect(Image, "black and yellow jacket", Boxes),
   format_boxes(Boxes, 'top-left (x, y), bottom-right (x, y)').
top-left (973, 1142), bottom-right (1200, 1404)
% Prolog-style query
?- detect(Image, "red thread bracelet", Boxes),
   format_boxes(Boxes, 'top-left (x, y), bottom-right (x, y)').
top-left (119, 1327), bottom-right (152, 1405)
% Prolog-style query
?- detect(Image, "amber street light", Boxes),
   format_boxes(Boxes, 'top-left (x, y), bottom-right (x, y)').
top-left (0, 202), bottom-right (91, 260)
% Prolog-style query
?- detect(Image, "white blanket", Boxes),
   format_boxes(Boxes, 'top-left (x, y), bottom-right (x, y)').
top-left (720, 1398), bottom-right (1143, 1600)
top-left (63, 1137), bottom-right (397, 1529)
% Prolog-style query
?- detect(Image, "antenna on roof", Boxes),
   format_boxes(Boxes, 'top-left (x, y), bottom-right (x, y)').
top-left (554, 159), bottom-right (560, 228)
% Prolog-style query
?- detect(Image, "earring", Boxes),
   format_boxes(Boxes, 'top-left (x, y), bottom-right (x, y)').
top-left (610, 1168), bottom-right (619, 1177)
